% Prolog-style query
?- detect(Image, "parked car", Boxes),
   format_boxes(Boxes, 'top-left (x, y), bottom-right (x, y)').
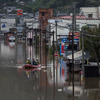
top-left (8, 36), bottom-right (15, 42)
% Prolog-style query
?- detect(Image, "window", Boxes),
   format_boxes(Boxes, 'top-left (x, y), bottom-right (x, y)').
top-left (41, 12), bottom-right (45, 16)
top-left (88, 14), bottom-right (92, 18)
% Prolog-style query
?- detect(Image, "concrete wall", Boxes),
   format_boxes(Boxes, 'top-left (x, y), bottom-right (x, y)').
top-left (98, 6), bottom-right (100, 19)
top-left (80, 7), bottom-right (98, 19)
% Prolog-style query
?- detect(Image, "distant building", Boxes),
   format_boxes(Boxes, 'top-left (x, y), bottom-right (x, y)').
top-left (80, 6), bottom-right (100, 19)
top-left (3, 6), bottom-right (16, 14)
top-left (39, 8), bottom-right (53, 30)
top-left (3, 6), bottom-right (16, 11)
top-left (17, 24), bottom-right (23, 37)
top-left (4, 14), bottom-right (17, 18)
top-left (0, 14), bottom-right (6, 18)
top-left (19, 1), bottom-right (25, 5)
top-left (39, 8), bottom-right (53, 65)
top-left (23, 18), bottom-right (39, 29)
top-left (35, 12), bottom-right (39, 18)
top-left (48, 15), bottom-right (100, 47)
top-left (0, 18), bottom-right (16, 34)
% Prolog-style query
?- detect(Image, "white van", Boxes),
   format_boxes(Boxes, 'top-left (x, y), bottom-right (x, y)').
top-left (8, 36), bottom-right (15, 41)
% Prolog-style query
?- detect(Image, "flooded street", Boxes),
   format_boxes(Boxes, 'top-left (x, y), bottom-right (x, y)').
top-left (0, 40), bottom-right (100, 100)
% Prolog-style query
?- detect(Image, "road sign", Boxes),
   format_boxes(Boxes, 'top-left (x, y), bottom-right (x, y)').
top-left (2, 24), bottom-right (6, 28)
top-left (17, 10), bottom-right (23, 15)
top-left (55, 52), bottom-right (58, 56)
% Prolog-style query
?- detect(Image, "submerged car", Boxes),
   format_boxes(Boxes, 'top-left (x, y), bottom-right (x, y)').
top-left (8, 36), bottom-right (15, 41)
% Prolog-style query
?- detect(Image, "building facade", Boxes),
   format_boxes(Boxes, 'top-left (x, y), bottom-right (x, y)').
top-left (80, 6), bottom-right (100, 19)
top-left (24, 18), bottom-right (39, 29)
top-left (39, 8), bottom-right (53, 30)
top-left (48, 16), bottom-right (100, 47)
top-left (0, 18), bottom-right (16, 34)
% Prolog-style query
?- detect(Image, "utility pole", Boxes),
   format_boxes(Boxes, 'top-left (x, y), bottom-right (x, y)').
top-left (39, 20), bottom-right (42, 64)
top-left (82, 31), bottom-right (84, 78)
top-left (45, 29), bottom-right (47, 100)
top-left (35, 28), bottom-right (38, 58)
top-left (55, 20), bottom-right (58, 88)
top-left (55, 21), bottom-right (57, 44)
top-left (45, 30), bottom-right (47, 68)
top-left (0, 18), bottom-right (1, 61)
top-left (82, 30), bottom-right (85, 96)
top-left (53, 30), bottom-right (55, 100)
top-left (31, 29), bottom-right (33, 65)
top-left (0, 18), bottom-right (1, 40)
top-left (53, 30), bottom-right (55, 86)
top-left (25, 28), bottom-right (27, 62)
top-left (72, 2), bottom-right (76, 96)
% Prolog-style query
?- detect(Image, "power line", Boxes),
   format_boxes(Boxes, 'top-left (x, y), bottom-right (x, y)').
top-left (85, 33), bottom-right (100, 38)
top-left (84, 37), bottom-right (100, 44)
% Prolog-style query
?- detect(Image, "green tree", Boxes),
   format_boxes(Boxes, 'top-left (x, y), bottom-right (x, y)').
top-left (80, 26), bottom-right (100, 61)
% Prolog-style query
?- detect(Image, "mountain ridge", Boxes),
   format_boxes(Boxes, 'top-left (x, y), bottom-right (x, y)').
top-left (0, 0), bottom-right (100, 14)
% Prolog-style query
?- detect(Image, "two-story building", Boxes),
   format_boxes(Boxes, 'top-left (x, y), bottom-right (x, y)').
top-left (80, 6), bottom-right (100, 19)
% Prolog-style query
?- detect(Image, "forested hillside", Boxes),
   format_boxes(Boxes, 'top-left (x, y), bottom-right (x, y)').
top-left (28, 0), bottom-right (100, 9)
top-left (0, 0), bottom-right (100, 13)
top-left (28, 0), bottom-right (100, 14)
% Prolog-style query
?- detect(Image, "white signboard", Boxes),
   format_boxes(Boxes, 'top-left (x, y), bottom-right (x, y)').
top-left (67, 50), bottom-right (86, 59)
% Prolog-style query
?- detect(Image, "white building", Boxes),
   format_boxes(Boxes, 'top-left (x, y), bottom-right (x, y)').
top-left (80, 6), bottom-right (100, 19)
top-left (24, 18), bottom-right (39, 29)
top-left (3, 6), bottom-right (16, 13)
top-left (48, 15), bottom-right (100, 45)
top-left (0, 18), bottom-right (16, 34)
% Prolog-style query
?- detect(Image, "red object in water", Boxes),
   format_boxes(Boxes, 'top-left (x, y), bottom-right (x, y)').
top-left (24, 68), bottom-right (40, 72)
top-left (22, 64), bottom-right (40, 69)
top-left (62, 68), bottom-right (65, 77)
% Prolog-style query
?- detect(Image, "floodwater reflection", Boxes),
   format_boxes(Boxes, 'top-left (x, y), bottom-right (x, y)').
top-left (0, 40), bottom-right (100, 100)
